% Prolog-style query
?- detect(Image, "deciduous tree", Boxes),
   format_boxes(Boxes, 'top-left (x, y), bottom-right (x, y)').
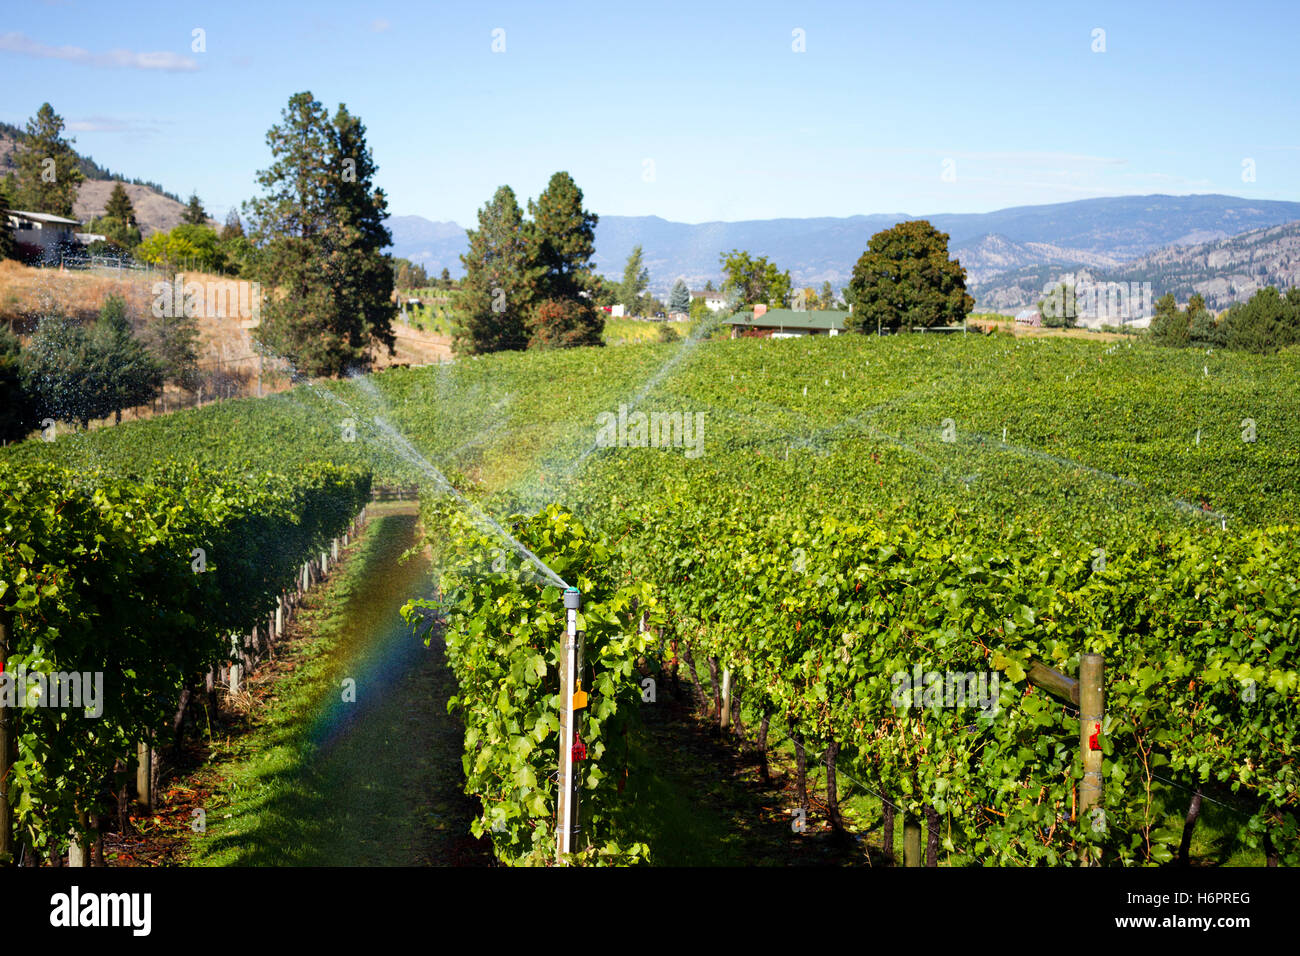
top-left (846, 221), bottom-right (973, 333)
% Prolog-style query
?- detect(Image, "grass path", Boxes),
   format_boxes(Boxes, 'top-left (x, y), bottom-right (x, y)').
top-left (178, 504), bottom-right (491, 866)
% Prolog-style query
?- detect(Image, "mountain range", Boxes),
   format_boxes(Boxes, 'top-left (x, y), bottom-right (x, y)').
top-left (386, 195), bottom-right (1300, 304)
top-left (4, 115), bottom-right (1297, 313)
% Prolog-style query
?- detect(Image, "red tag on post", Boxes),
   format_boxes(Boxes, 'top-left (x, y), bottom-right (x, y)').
top-left (1089, 723), bottom-right (1101, 751)
top-left (571, 733), bottom-right (587, 762)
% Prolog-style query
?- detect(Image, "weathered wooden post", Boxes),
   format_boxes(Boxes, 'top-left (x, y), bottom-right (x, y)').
top-left (136, 741), bottom-right (152, 810)
top-left (1079, 653), bottom-right (1105, 862)
top-left (720, 668), bottom-right (732, 730)
top-left (903, 815), bottom-right (922, 867)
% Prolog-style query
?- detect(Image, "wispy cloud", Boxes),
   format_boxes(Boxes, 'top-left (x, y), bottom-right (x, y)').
top-left (65, 115), bottom-right (168, 135)
top-left (371, 19), bottom-right (392, 33)
top-left (0, 32), bottom-right (199, 71)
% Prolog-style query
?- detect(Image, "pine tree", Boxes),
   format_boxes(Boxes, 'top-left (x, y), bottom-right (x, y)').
top-left (618, 245), bottom-right (649, 312)
top-left (527, 171), bottom-right (597, 302)
top-left (89, 295), bottom-right (164, 423)
top-left (219, 208), bottom-right (244, 241)
top-left (456, 186), bottom-right (532, 354)
top-left (104, 182), bottom-right (137, 224)
top-left (668, 279), bottom-right (690, 314)
top-left (182, 192), bottom-right (208, 225)
top-left (0, 184), bottom-right (15, 261)
top-left (820, 281), bottom-right (835, 310)
top-left (439, 267), bottom-right (451, 288)
top-left (244, 92), bottom-right (396, 374)
top-left (12, 104), bottom-right (84, 216)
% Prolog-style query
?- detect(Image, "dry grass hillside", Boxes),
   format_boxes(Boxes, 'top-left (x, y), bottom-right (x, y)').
top-left (1, 260), bottom-right (453, 428)
top-left (74, 180), bottom-right (213, 235)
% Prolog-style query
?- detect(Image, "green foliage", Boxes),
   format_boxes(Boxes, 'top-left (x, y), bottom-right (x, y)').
top-left (1038, 282), bottom-right (1078, 328)
top-left (244, 92), bottom-right (397, 375)
top-left (457, 185), bottom-right (533, 355)
top-left (667, 279), bottom-right (690, 315)
top-left (527, 298), bottom-right (604, 350)
top-left (404, 504), bottom-right (654, 865)
top-left (0, 325), bottom-right (35, 442)
top-left (846, 220), bottom-right (974, 333)
top-left (10, 103), bottom-right (83, 217)
top-left (657, 323), bottom-right (680, 343)
top-left (617, 245), bottom-right (650, 313)
top-left (392, 257), bottom-right (430, 290)
top-left (0, 460), bottom-right (371, 860)
top-left (719, 249), bottom-right (791, 309)
top-left (181, 192), bottom-right (208, 225)
top-left (527, 171), bottom-right (598, 303)
top-left (103, 182), bottom-right (137, 226)
top-left (1219, 286), bottom-right (1300, 354)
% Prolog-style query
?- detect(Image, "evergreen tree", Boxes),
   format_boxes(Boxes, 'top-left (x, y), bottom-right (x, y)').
top-left (12, 104), bottom-right (84, 216)
top-left (1149, 293), bottom-right (1189, 347)
top-left (668, 279), bottom-right (690, 314)
top-left (89, 295), bottom-right (164, 423)
top-left (0, 184), bottom-right (15, 261)
top-left (244, 92), bottom-right (396, 374)
top-left (0, 324), bottom-right (35, 442)
top-left (21, 313), bottom-right (95, 428)
top-left (846, 221), bottom-right (973, 333)
top-left (456, 185), bottom-right (532, 354)
top-left (219, 208), bottom-right (245, 241)
top-left (820, 280), bottom-right (836, 309)
top-left (618, 245), bottom-right (649, 312)
top-left (104, 182), bottom-right (137, 225)
top-left (145, 300), bottom-right (201, 392)
top-left (439, 267), bottom-right (451, 288)
top-left (182, 192), bottom-right (208, 225)
top-left (527, 171), bottom-right (598, 303)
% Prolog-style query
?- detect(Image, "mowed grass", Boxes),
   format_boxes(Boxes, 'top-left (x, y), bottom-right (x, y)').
top-left (181, 504), bottom-right (489, 866)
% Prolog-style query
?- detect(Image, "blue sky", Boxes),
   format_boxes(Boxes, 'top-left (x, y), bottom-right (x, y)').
top-left (4, 0), bottom-right (1298, 226)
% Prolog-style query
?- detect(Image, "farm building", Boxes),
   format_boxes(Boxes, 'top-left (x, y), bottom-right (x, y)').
top-left (5, 210), bottom-right (82, 260)
top-left (1015, 308), bottom-right (1042, 327)
top-left (691, 290), bottom-right (729, 312)
top-left (724, 305), bottom-right (849, 338)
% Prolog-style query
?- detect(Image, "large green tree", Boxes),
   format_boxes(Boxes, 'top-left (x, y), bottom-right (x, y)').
top-left (88, 295), bottom-right (164, 423)
top-left (719, 250), bottom-right (790, 309)
top-left (11, 104), bottom-right (84, 216)
top-left (526, 297), bottom-right (603, 350)
top-left (87, 183), bottom-right (142, 250)
top-left (845, 220), bottom-right (973, 333)
top-left (617, 245), bottom-right (649, 313)
top-left (456, 185), bottom-right (533, 354)
top-left (528, 171), bottom-right (598, 302)
top-left (243, 92), bottom-right (396, 375)
top-left (668, 279), bottom-right (690, 314)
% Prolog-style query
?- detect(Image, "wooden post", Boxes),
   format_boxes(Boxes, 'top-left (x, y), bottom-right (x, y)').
top-left (1079, 652), bottom-right (1105, 861)
top-left (903, 816), bottom-right (922, 867)
top-left (332, 538), bottom-right (339, 561)
top-left (720, 668), bottom-right (731, 730)
top-left (68, 810), bottom-right (89, 867)
top-left (229, 634), bottom-right (241, 694)
top-left (136, 742), bottom-right (152, 810)
top-left (0, 608), bottom-right (13, 865)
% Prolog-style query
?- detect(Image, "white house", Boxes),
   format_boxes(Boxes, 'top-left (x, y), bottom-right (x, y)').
top-left (6, 210), bottom-right (81, 257)
top-left (690, 289), bottom-right (728, 312)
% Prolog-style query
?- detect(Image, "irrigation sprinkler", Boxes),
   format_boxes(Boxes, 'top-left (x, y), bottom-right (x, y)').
top-left (557, 587), bottom-right (583, 862)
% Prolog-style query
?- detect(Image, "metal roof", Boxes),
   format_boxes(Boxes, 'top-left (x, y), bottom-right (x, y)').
top-left (724, 308), bottom-right (850, 331)
top-left (8, 210), bottom-right (81, 225)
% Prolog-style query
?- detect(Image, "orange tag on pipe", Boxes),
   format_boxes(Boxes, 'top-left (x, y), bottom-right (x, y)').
top-left (572, 682), bottom-right (588, 710)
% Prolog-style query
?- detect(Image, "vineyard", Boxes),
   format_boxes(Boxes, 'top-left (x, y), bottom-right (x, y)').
top-left (3, 329), bottom-right (1298, 865)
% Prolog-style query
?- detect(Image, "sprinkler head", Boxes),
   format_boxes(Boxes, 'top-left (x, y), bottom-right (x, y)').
top-left (564, 588), bottom-right (581, 610)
